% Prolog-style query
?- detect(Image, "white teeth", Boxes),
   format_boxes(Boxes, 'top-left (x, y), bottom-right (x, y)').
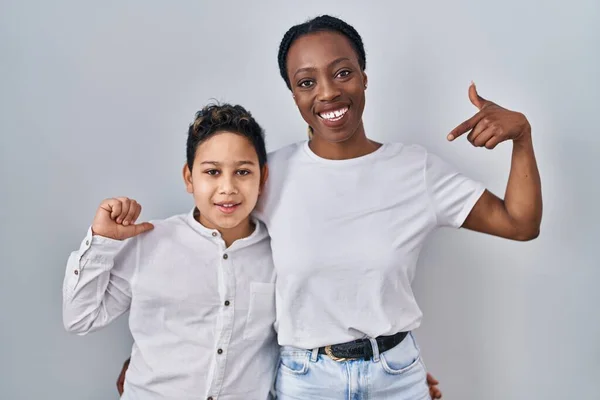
top-left (319, 107), bottom-right (348, 121)
top-left (219, 204), bottom-right (235, 208)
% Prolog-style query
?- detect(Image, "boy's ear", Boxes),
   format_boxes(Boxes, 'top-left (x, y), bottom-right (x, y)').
top-left (182, 164), bottom-right (194, 194)
top-left (259, 164), bottom-right (269, 195)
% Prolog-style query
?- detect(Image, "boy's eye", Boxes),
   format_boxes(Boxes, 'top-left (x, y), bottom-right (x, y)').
top-left (236, 169), bottom-right (251, 176)
top-left (206, 169), bottom-right (220, 176)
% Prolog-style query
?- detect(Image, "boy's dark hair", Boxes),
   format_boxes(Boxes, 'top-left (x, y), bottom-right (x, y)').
top-left (186, 103), bottom-right (267, 171)
top-left (277, 15), bottom-right (367, 90)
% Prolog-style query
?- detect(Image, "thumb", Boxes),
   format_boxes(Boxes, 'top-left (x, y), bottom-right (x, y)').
top-left (132, 222), bottom-right (154, 236)
top-left (468, 81), bottom-right (487, 110)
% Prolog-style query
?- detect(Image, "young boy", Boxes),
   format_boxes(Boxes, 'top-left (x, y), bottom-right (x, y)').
top-left (62, 104), bottom-right (278, 400)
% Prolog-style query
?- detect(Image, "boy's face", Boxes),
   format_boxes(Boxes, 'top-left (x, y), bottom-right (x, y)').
top-left (183, 132), bottom-right (267, 235)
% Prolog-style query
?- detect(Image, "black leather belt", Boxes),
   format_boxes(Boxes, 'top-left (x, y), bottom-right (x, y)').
top-left (318, 331), bottom-right (408, 361)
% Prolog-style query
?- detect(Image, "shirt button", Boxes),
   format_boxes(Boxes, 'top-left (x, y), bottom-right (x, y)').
top-left (211, 232), bottom-right (217, 237)
top-left (217, 348), bottom-right (223, 354)
top-left (207, 397), bottom-right (214, 400)
top-left (74, 270), bottom-right (79, 275)
top-left (222, 254), bottom-right (228, 260)
top-left (85, 240), bottom-right (89, 246)
top-left (224, 300), bottom-right (230, 306)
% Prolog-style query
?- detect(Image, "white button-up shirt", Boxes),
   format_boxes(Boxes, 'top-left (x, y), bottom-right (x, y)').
top-left (62, 209), bottom-right (278, 400)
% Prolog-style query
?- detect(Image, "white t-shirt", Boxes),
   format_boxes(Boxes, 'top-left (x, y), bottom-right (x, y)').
top-left (255, 141), bottom-right (485, 349)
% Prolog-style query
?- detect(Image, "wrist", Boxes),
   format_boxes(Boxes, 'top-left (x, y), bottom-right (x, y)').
top-left (513, 123), bottom-right (532, 149)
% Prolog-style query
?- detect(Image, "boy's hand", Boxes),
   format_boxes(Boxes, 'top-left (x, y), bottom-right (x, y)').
top-left (91, 197), bottom-right (154, 240)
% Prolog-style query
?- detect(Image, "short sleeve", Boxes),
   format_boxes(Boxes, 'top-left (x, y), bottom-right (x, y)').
top-left (425, 152), bottom-right (486, 228)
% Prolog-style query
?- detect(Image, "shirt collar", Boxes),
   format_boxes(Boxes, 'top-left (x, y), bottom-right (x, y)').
top-left (184, 208), bottom-right (267, 247)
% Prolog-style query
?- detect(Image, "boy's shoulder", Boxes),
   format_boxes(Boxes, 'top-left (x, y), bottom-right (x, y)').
top-left (147, 212), bottom-right (189, 230)
top-left (138, 212), bottom-right (192, 242)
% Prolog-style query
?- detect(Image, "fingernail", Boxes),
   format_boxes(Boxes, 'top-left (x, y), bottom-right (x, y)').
top-left (123, 220), bottom-right (129, 226)
top-left (447, 134), bottom-right (454, 141)
top-left (116, 218), bottom-right (122, 223)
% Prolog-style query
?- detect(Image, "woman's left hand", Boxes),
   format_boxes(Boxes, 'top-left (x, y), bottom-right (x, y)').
top-left (447, 83), bottom-right (531, 149)
top-left (427, 373), bottom-right (443, 399)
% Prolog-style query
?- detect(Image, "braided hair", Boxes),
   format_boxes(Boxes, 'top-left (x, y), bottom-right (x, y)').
top-left (277, 15), bottom-right (367, 90)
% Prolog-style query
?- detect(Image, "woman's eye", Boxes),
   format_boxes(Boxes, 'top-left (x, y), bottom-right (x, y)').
top-left (337, 70), bottom-right (351, 78)
top-left (298, 80), bottom-right (314, 88)
top-left (206, 169), bottom-right (219, 176)
top-left (237, 170), bottom-right (251, 176)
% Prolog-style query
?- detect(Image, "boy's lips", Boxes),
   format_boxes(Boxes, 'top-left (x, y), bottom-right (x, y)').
top-left (215, 202), bottom-right (241, 215)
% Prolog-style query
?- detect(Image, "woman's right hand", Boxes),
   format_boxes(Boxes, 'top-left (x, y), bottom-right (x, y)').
top-left (91, 197), bottom-right (154, 240)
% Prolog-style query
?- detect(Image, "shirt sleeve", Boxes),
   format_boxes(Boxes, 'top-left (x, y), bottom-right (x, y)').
top-left (62, 227), bottom-right (137, 335)
top-left (425, 152), bottom-right (486, 228)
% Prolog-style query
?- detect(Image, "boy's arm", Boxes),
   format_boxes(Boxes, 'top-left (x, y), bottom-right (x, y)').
top-left (62, 197), bottom-right (153, 334)
top-left (62, 230), bottom-right (134, 334)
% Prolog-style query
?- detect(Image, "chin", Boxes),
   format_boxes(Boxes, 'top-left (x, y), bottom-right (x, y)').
top-left (319, 129), bottom-right (356, 143)
top-left (312, 119), bottom-right (359, 142)
top-left (214, 218), bottom-right (244, 230)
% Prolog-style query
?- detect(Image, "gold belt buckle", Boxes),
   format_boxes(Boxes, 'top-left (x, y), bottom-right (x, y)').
top-left (324, 345), bottom-right (348, 362)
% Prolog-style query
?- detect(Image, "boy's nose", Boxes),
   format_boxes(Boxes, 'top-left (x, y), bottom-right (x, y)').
top-left (219, 177), bottom-right (238, 194)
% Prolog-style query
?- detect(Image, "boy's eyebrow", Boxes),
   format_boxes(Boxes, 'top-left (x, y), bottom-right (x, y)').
top-left (200, 161), bottom-right (256, 166)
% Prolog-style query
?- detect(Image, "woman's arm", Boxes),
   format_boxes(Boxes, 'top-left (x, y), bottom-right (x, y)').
top-left (448, 84), bottom-right (542, 241)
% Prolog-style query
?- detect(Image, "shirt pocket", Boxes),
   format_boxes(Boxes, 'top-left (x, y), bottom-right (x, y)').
top-left (243, 282), bottom-right (276, 340)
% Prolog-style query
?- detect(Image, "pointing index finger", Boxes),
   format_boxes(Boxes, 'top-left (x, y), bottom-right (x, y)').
top-left (447, 110), bottom-right (486, 141)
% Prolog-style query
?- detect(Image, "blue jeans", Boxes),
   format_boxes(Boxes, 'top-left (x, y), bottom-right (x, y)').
top-left (274, 333), bottom-right (431, 400)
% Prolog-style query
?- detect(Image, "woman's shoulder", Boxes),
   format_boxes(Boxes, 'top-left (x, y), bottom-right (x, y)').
top-left (267, 141), bottom-right (305, 165)
top-left (379, 142), bottom-right (432, 165)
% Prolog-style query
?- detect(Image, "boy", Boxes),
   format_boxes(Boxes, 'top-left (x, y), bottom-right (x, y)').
top-left (62, 104), bottom-right (277, 399)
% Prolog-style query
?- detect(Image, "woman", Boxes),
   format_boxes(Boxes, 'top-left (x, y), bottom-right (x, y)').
top-left (255, 15), bottom-right (542, 399)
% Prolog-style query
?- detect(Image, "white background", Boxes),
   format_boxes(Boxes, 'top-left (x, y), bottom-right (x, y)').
top-left (1, 1), bottom-right (598, 399)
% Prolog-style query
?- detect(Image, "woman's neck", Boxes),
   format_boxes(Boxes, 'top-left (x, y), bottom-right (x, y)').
top-left (309, 122), bottom-right (381, 160)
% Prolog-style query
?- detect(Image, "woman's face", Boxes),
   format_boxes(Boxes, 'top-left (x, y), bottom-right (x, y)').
top-left (286, 30), bottom-right (367, 144)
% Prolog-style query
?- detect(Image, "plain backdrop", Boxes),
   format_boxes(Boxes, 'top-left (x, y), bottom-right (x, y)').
top-left (1, 1), bottom-right (598, 399)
